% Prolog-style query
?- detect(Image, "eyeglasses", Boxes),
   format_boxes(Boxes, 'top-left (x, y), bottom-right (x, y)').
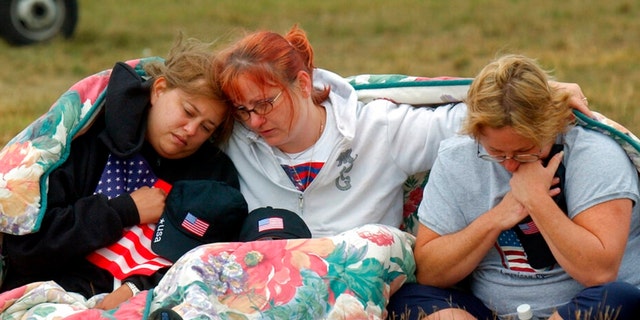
top-left (477, 143), bottom-right (542, 163)
top-left (233, 91), bottom-right (283, 121)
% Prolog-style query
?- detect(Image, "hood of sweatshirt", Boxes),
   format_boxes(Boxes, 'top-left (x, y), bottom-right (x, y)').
top-left (98, 61), bottom-right (152, 158)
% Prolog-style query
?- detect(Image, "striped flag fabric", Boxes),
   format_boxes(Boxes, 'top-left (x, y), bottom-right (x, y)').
top-left (87, 223), bottom-right (172, 279)
top-left (495, 229), bottom-right (536, 273)
top-left (86, 153), bottom-right (172, 279)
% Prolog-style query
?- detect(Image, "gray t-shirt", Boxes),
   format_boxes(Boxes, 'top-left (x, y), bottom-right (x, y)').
top-left (418, 126), bottom-right (640, 318)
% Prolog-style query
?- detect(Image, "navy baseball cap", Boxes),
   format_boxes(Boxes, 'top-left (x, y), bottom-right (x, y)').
top-left (239, 207), bottom-right (311, 241)
top-left (152, 180), bottom-right (248, 262)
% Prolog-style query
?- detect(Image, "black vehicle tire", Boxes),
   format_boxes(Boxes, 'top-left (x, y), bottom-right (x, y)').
top-left (0, 0), bottom-right (78, 46)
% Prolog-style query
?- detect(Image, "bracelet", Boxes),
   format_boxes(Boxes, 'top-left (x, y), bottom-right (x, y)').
top-left (125, 281), bottom-right (140, 296)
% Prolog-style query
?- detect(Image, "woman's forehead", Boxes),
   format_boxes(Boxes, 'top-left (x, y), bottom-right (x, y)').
top-left (480, 126), bottom-right (536, 150)
top-left (230, 74), bottom-right (279, 102)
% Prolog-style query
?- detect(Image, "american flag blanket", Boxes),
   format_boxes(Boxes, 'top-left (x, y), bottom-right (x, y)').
top-left (85, 154), bottom-right (173, 280)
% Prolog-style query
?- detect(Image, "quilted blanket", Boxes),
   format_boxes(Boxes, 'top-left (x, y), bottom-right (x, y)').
top-left (0, 57), bottom-right (159, 235)
top-left (0, 224), bottom-right (415, 320)
top-left (0, 281), bottom-right (149, 319)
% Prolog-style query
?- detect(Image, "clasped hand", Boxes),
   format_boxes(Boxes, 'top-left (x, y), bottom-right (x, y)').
top-left (495, 151), bottom-right (564, 230)
top-left (129, 186), bottom-right (168, 224)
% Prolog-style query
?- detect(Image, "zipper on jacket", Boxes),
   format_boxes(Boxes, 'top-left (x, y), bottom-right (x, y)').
top-left (298, 193), bottom-right (304, 213)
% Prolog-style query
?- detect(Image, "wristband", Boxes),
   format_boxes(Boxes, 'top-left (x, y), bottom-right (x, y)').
top-left (125, 281), bottom-right (140, 296)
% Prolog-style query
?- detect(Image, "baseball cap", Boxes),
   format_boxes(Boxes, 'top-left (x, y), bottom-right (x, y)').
top-left (239, 207), bottom-right (312, 241)
top-left (152, 180), bottom-right (248, 262)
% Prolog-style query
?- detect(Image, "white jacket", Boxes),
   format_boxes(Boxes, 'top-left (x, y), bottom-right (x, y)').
top-left (224, 69), bottom-right (466, 237)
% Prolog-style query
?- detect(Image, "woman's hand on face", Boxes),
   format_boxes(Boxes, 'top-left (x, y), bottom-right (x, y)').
top-left (510, 151), bottom-right (564, 206)
top-left (130, 186), bottom-right (168, 224)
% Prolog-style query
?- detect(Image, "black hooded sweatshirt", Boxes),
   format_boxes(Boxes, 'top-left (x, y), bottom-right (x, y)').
top-left (1, 62), bottom-right (239, 298)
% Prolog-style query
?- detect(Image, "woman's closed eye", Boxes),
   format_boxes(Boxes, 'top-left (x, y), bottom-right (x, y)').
top-left (201, 122), bottom-right (215, 133)
top-left (183, 105), bottom-right (215, 134)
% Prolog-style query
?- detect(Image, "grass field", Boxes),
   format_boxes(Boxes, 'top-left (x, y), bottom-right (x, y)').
top-left (0, 0), bottom-right (639, 145)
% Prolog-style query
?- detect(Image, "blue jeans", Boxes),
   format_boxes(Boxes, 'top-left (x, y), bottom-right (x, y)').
top-left (388, 281), bottom-right (640, 320)
top-left (387, 282), bottom-right (494, 320)
top-left (556, 281), bottom-right (640, 320)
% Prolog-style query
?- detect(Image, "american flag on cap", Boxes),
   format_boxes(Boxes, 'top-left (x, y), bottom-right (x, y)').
top-left (258, 217), bottom-right (284, 232)
top-left (181, 212), bottom-right (210, 237)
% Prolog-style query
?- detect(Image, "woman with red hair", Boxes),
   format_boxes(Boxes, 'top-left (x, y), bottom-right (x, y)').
top-left (213, 25), bottom-right (590, 239)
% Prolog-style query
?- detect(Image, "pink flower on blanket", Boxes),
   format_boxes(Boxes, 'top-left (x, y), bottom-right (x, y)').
top-left (0, 284), bottom-right (29, 313)
top-left (402, 187), bottom-right (423, 220)
top-left (0, 141), bottom-right (41, 217)
top-left (217, 238), bottom-right (334, 313)
top-left (0, 141), bottom-right (35, 175)
top-left (356, 226), bottom-right (395, 247)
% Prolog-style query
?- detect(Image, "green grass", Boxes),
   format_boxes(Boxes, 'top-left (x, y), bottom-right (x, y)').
top-left (1, 0), bottom-right (639, 145)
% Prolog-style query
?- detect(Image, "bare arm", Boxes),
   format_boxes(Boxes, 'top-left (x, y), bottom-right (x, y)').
top-left (545, 199), bottom-right (630, 285)
top-left (94, 283), bottom-right (135, 310)
top-left (414, 192), bottom-right (529, 287)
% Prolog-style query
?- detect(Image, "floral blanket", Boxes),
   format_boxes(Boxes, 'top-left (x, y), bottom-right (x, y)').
top-left (2, 61), bottom-right (640, 319)
top-left (0, 224), bottom-right (415, 320)
top-left (0, 57), bottom-right (161, 235)
top-left (148, 224), bottom-right (415, 319)
top-left (0, 281), bottom-right (149, 319)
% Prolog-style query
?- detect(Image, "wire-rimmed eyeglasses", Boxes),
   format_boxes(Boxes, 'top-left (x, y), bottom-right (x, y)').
top-left (233, 91), bottom-right (283, 121)
top-left (476, 142), bottom-right (542, 163)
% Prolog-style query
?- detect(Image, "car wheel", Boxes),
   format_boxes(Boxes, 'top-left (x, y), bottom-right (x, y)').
top-left (0, 0), bottom-right (78, 46)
